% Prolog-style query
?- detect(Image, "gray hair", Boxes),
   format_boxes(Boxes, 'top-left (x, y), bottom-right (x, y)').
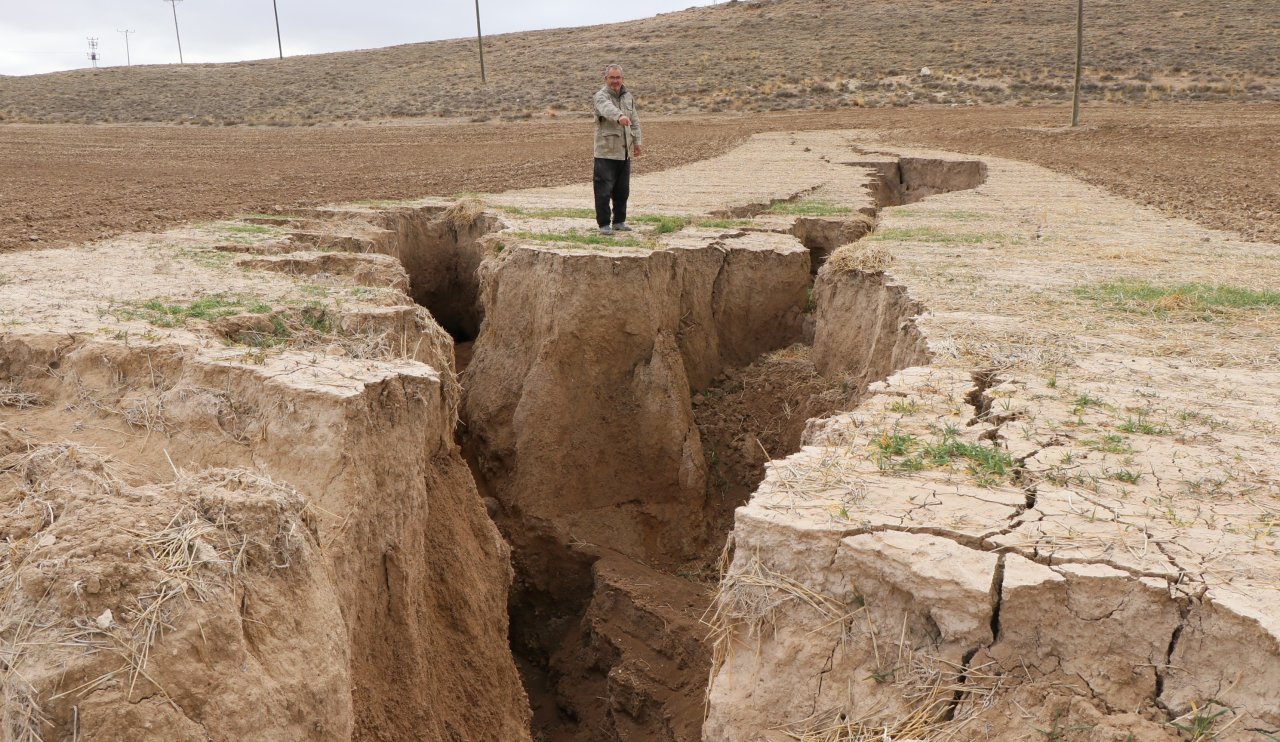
top-left (603, 64), bottom-right (624, 76)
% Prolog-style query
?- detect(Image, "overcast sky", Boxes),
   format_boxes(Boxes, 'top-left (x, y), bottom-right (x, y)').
top-left (0, 1), bottom-right (719, 76)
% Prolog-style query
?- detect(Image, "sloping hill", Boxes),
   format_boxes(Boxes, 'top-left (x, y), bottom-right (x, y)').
top-left (1, 0), bottom-right (1277, 125)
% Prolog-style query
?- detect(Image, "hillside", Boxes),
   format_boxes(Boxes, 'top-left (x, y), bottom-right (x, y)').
top-left (1, 0), bottom-right (1277, 125)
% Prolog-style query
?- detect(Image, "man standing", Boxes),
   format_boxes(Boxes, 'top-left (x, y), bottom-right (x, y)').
top-left (592, 64), bottom-right (642, 236)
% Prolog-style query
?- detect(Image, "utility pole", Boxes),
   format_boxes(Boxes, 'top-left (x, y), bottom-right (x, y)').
top-left (117, 29), bottom-right (136, 66)
top-left (86, 37), bottom-right (100, 69)
top-left (272, 0), bottom-right (283, 59)
top-left (1071, 0), bottom-right (1083, 126)
top-left (164, 0), bottom-right (185, 65)
top-left (474, 0), bottom-right (486, 83)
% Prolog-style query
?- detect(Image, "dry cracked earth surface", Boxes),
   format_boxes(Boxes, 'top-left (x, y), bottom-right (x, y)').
top-left (2, 105), bottom-right (1280, 742)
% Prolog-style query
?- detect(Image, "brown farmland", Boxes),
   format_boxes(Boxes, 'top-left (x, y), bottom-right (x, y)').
top-left (3, 104), bottom-right (1279, 256)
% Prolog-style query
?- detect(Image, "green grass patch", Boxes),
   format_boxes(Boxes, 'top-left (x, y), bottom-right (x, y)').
top-left (509, 230), bottom-right (647, 248)
top-left (888, 399), bottom-right (921, 414)
top-left (235, 314), bottom-right (292, 348)
top-left (499, 206), bottom-right (596, 219)
top-left (872, 427), bottom-right (1017, 486)
top-left (930, 210), bottom-right (986, 221)
top-left (766, 200), bottom-right (853, 217)
top-left (1083, 434), bottom-right (1132, 454)
top-left (1075, 279), bottom-right (1280, 316)
top-left (1108, 468), bottom-right (1142, 484)
top-left (218, 223), bottom-right (274, 235)
top-left (919, 435), bottom-right (1017, 483)
top-left (1072, 393), bottom-right (1104, 412)
top-left (117, 294), bottom-right (273, 328)
top-left (890, 208), bottom-right (985, 221)
top-left (1118, 412), bottom-right (1172, 436)
top-left (298, 303), bottom-right (334, 334)
top-left (872, 430), bottom-right (918, 457)
top-left (630, 214), bottom-right (691, 234)
top-left (870, 227), bottom-right (1005, 244)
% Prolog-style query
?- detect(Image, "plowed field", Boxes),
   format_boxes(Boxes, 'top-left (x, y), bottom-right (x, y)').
top-left (2, 103), bottom-right (1277, 252)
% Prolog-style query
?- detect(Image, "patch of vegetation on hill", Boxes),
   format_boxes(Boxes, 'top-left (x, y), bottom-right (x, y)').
top-left (0, 0), bottom-right (1276, 125)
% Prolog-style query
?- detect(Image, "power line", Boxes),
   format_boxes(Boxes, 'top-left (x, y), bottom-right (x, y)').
top-left (272, 0), bottom-right (284, 59)
top-left (474, 0), bottom-right (486, 83)
top-left (164, 0), bottom-right (185, 64)
top-left (117, 29), bottom-right (136, 67)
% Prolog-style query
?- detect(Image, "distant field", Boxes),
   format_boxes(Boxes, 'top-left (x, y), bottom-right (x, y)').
top-left (0, 0), bottom-right (1276, 125)
top-left (2, 104), bottom-right (1277, 253)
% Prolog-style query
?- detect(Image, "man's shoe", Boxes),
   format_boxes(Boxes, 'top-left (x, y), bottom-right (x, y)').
top-left (613, 222), bottom-right (633, 232)
top-left (599, 225), bottom-right (614, 236)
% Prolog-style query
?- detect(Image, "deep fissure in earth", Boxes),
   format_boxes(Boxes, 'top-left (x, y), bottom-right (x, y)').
top-left (380, 155), bottom-right (985, 739)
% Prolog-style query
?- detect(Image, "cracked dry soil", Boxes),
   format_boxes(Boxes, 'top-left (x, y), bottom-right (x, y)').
top-left (3, 127), bottom-right (1279, 742)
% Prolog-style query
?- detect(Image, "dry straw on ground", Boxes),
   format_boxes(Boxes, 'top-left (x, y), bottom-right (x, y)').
top-left (826, 243), bottom-right (893, 274)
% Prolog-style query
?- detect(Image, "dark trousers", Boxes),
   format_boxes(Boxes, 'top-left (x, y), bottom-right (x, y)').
top-left (593, 157), bottom-right (631, 227)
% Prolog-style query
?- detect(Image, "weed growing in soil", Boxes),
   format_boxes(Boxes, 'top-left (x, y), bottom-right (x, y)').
top-left (1118, 411), bottom-right (1172, 436)
top-left (871, 430), bottom-right (917, 458)
top-left (1108, 468), bottom-right (1142, 484)
top-left (1072, 393), bottom-right (1104, 411)
top-left (630, 214), bottom-right (691, 234)
top-left (1170, 703), bottom-right (1231, 740)
top-left (766, 200), bottom-right (853, 217)
top-left (114, 294), bottom-right (273, 327)
top-left (235, 315), bottom-right (293, 348)
top-left (888, 399), bottom-right (921, 414)
top-left (871, 427), bottom-right (1016, 486)
top-left (1084, 434), bottom-right (1133, 454)
top-left (1075, 279), bottom-right (1280, 316)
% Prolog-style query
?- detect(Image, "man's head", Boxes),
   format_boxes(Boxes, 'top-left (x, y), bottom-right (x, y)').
top-left (604, 64), bottom-right (624, 94)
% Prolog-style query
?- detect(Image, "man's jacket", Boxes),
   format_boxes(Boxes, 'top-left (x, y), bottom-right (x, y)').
top-left (592, 85), bottom-right (642, 160)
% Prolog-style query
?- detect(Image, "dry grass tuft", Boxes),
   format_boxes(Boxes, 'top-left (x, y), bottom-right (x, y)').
top-left (2, 679), bottom-right (50, 742)
top-left (0, 385), bottom-right (43, 410)
top-left (705, 548), bottom-right (1008, 742)
top-left (703, 552), bottom-right (861, 711)
top-left (772, 655), bottom-right (1006, 741)
top-left (826, 243), bottom-right (893, 274)
top-left (1, 450), bottom-right (315, 724)
top-left (443, 198), bottom-right (487, 231)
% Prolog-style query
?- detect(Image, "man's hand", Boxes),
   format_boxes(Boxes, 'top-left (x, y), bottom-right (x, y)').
top-left (618, 115), bottom-right (632, 127)
top-left (632, 144), bottom-right (643, 157)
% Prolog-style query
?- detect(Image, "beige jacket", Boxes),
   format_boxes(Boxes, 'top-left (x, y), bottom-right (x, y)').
top-left (592, 85), bottom-right (642, 160)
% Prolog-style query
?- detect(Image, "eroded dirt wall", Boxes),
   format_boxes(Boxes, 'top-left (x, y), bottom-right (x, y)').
top-left (1, 442), bottom-right (353, 741)
top-left (462, 239), bottom-right (810, 571)
top-left (0, 330), bottom-right (530, 741)
top-left (373, 208), bottom-right (503, 340)
top-left (810, 268), bottom-right (932, 388)
top-left (849, 157), bottom-right (988, 207)
top-left (458, 236), bottom-right (811, 739)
